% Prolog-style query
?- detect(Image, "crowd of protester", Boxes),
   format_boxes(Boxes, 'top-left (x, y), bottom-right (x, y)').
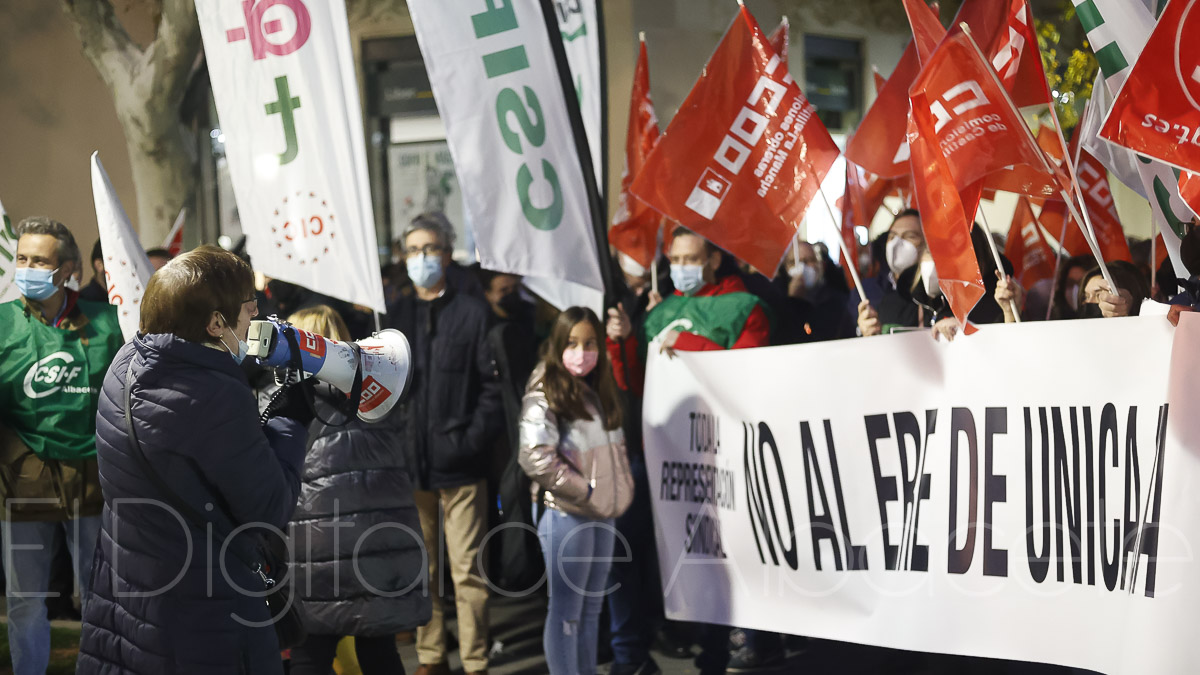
top-left (0, 207), bottom-right (1195, 675)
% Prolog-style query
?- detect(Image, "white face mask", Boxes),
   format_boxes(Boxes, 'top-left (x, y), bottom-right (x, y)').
top-left (886, 237), bottom-right (920, 277)
top-left (920, 260), bottom-right (941, 298)
top-left (787, 262), bottom-right (821, 290)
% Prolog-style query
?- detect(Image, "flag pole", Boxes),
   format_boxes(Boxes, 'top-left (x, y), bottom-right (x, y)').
top-left (1047, 93), bottom-right (1121, 295)
top-left (817, 185), bottom-right (867, 301)
top-left (537, 0), bottom-right (622, 306)
top-left (975, 204), bottom-right (1021, 322)
top-left (651, 258), bottom-right (659, 296)
top-left (960, 22), bottom-right (1120, 298)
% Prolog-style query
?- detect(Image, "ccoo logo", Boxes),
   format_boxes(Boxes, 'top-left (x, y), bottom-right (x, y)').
top-left (23, 352), bottom-right (84, 399)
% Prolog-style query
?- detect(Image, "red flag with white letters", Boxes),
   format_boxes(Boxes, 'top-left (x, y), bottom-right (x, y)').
top-left (630, 7), bottom-right (840, 275)
top-left (907, 31), bottom-right (1056, 329)
top-left (1099, 0), bottom-right (1200, 174)
top-left (1003, 196), bottom-right (1056, 288)
top-left (609, 37), bottom-right (663, 268)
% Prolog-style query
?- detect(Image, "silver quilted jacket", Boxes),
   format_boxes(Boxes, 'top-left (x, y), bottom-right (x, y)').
top-left (518, 365), bottom-right (633, 520)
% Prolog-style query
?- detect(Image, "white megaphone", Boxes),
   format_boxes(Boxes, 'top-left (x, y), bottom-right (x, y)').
top-left (245, 318), bottom-right (414, 422)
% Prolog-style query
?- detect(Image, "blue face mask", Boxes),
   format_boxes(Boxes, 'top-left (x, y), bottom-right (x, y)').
top-left (15, 267), bottom-right (60, 302)
top-left (407, 254), bottom-right (445, 289)
top-left (218, 314), bottom-right (249, 365)
top-left (670, 264), bottom-right (706, 295)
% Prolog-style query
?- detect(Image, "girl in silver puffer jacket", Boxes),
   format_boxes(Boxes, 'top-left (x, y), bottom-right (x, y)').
top-left (519, 307), bottom-right (634, 675)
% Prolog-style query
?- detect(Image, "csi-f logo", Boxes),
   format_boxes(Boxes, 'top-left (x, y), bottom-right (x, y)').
top-left (224, 0), bottom-right (312, 60)
top-left (931, 80), bottom-right (989, 133)
top-left (23, 352), bottom-right (83, 399)
top-left (686, 54), bottom-right (793, 219)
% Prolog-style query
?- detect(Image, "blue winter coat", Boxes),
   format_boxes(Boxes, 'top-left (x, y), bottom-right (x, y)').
top-left (77, 334), bottom-right (307, 675)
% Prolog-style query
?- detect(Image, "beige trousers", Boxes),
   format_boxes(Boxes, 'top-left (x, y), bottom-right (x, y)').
top-left (414, 482), bottom-right (490, 671)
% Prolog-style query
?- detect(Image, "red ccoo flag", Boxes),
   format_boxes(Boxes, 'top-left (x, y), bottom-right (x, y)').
top-left (609, 37), bottom-right (663, 269)
top-left (873, 66), bottom-right (886, 94)
top-left (907, 31), bottom-right (1056, 329)
top-left (1037, 128), bottom-right (1132, 263)
top-left (630, 6), bottom-right (840, 276)
top-left (840, 161), bottom-right (870, 291)
top-left (1004, 196), bottom-right (1057, 289)
top-left (1099, 0), bottom-right (1200, 175)
top-left (845, 45), bottom-right (921, 179)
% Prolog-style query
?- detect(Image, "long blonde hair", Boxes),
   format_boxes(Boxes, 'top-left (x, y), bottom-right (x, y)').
top-left (287, 305), bottom-right (350, 341)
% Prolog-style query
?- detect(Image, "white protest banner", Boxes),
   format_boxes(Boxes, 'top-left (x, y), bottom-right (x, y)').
top-left (554, 0), bottom-right (604, 193)
top-left (0, 198), bottom-right (17, 304)
top-left (196, 0), bottom-right (386, 313)
top-left (90, 153), bottom-right (153, 341)
top-left (407, 0), bottom-right (605, 311)
top-left (644, 317), bottom-right (1200, 673)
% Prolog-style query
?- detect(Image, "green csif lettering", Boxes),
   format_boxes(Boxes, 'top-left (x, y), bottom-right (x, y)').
top-left (517, 160), bottom-right (563, 231)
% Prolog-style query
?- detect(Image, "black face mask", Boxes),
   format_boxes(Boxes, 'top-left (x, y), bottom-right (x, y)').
top-left (1078, 303), bottom-right (1104, 319)
top-left (497, 292), bottom-right (525, 317)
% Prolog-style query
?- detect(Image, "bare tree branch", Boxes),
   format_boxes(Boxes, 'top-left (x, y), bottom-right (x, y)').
top-left (60, 0), bottom-right (140, 87)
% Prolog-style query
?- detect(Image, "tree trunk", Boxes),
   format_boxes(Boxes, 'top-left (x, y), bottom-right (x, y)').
top-left (118, 110), bottom-right (193, 245)
top-left (61, 0), bottom-right (201, 246)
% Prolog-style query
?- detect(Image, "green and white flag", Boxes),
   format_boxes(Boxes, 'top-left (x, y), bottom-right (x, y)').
top-left (554, 0), bottom-right (604, 193)
top-left (1073, 0), bottom-right (1194, 277)
top-left (0, 198), bottom-right (18, 304)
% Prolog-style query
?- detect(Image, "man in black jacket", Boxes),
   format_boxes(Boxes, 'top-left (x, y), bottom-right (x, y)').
top-left (387, 217), bottom-right (502, 675)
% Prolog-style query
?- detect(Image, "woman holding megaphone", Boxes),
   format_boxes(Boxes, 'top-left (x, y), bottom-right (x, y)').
top-left (518, 307), bottom-right (634, 675)
top-left (78, 246), bottom-right (311, 675)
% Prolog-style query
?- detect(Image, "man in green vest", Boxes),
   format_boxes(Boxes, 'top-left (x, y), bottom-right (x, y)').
top-left (606, 226), bottom-right (774, 675)
top-left (0, 217), bottom-right (122, 675)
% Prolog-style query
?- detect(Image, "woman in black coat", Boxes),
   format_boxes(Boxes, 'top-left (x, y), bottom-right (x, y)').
top-left (77, 247), bottom-right (308, 675)
top-left (284, 306), bottom-right (431, 675)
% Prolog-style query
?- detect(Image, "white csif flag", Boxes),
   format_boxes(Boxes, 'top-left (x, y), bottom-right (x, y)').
top-left (196, 0), bottom-right (386, 313)
top-left (554, 0), bottom-right (604, 194)
top-left (90, 153), bottom-right (153, 341)
top-left (407, 0), bottom-right (604, 314)
top-left (0, 198), bottom-right (18, 304)
top-left (1073, 0), bottom-right (1194, 277)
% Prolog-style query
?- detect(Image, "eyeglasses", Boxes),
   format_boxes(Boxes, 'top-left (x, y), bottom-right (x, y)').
top-left (242, 296), bottom-right (258, 313)
top-left (404, 244), bottom-right (444, 258)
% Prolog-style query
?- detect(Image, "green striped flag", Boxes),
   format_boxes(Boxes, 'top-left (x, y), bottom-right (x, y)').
top-left (1073, 0), bottom-right (1194, 277)
top-left (0, 198), bottom-right (17, 303)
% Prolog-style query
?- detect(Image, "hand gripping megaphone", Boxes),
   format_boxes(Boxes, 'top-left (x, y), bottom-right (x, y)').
top-left (245, 318), bottom-right (414, 422)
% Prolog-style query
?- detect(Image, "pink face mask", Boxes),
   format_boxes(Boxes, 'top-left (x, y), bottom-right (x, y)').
top-left (562, 348), bottom-right (599, 377)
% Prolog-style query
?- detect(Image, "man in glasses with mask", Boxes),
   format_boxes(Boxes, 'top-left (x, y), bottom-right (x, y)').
top-left (386, 213), bottom-right (502, 675)
top-left (857, 209), bottom-right (926, 336)
top-left (0, 217), bottom-right (123, 675)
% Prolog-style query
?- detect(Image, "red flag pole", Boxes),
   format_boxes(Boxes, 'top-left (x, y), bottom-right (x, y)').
top-left (959, 23), bottom-right (1120, 298)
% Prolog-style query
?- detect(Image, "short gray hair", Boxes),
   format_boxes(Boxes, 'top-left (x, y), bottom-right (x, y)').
top-left (401, 211), bottom-right (457, 251)
top-left (16, 216), bottom-right (80, 268)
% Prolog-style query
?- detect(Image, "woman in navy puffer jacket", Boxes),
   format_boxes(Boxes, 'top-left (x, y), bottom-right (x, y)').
top-left (77, 247), bottom-right (308, 675)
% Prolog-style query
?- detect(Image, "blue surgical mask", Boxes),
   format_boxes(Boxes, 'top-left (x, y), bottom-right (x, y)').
top-left (670, 264), bottom-right (706, 295)
top-left (407, 254), bottom-right (444, 289)
top-left (15, 267), bottom-right (60, 302)
top-left (218, 314), bottom-right (249, 365)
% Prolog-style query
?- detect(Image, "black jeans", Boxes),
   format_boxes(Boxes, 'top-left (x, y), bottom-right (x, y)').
top-left (289, 634), bottom-right (405, 675)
